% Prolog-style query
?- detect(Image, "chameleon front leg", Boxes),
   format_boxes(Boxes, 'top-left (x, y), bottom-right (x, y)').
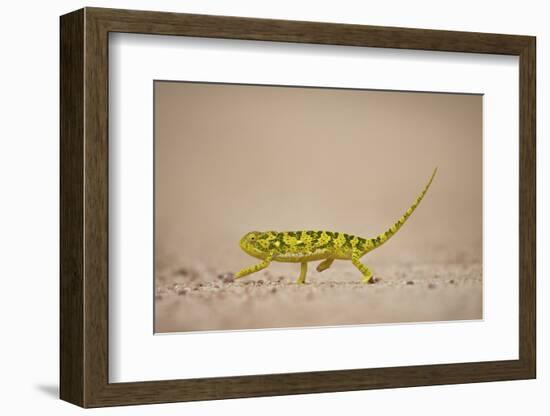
top-left (316, 258), bottom-right (334, 272)
top-left (235, 254), bottom-right (273, 280)
top-left (351, 251), bottom-right (374, 283)
top-left (296, 262), bottom-right (308, 284)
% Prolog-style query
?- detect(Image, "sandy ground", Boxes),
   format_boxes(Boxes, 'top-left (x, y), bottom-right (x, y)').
top-left (155, 255), bottom-right (482, 333)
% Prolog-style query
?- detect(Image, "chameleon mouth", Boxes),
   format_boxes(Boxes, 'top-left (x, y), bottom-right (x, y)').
top-left (240, 243), bottom-right (266, 259)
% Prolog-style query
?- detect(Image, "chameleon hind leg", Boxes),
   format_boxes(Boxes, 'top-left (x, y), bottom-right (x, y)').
top-left (296, 262), bottom-right (308, 284)
top-left (235, 254), bottom-right (273, 280)
top-left (316, 258), bottom-right (335, 272)
top-left (351, 251), bottom-right (374, 283)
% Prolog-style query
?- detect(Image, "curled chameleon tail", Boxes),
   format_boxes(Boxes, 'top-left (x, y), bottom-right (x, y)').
top-left (366, 167), bottom-right (438, 253)
top-left (235, 168), bottom-right (438, 284)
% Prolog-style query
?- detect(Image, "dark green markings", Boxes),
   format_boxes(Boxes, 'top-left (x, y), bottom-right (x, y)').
top-left (343, 233), bottom-right (353, 248)
top-left (356, 237), bottom-right (367, 252)
top-left (266, 231), bottom-right (370, 255)
top-left (371, 235), bottom-right (382, 247)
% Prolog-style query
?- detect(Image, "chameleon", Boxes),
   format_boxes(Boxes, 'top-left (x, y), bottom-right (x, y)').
top-left (235, 167), bottom-right (437, 284)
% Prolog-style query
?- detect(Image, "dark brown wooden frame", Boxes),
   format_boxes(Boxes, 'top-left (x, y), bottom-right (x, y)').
top-left (60, 7), bottom-right (536, 408)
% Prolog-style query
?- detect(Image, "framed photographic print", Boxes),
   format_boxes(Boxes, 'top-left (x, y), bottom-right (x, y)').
top-left (60, 7), bottom-right (536, 408)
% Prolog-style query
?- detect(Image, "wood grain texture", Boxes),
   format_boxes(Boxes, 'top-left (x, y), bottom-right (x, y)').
top-left (59, 7), bottom-right (537, 408)
top-left (83, 10), bottom-right (110, 406)
top-left (518, 38), bottom-right (536, 376)
top-left (59, 8), bottom-right (84, 406)
top-left (89, 7), bottom-right (532, 54)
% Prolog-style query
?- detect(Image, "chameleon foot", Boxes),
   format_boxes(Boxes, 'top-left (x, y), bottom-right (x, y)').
top-left (363, 275), bottom-right (379, 284)
top-left (352, 252), bottom-right (374, 284)
top-left (234, 254), bottom-right (273, 280)
top-left (296, 262), bottom-right (308, 284)
top-left (316, 258), bottom-right (334, 273)
top-left (361, 274), bottom-right (374, 284)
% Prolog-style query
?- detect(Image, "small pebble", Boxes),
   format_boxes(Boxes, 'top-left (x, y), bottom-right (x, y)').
top-left (406, 281), bottom-right (415, 285)
top-left (177, 287), bottom-right (190, 296)
top-left (449, 279), bottom-right (455, 284)
top-left (270, 287), bottom-right (277, 294)
top-left (257, 279), bottom-right (264, 286)
top-left (428, 283), bottom-right (437, 289)
top-left (175, 267), bottom-right (189, 276)
top-left (218, 273), bottom-right (235, 283)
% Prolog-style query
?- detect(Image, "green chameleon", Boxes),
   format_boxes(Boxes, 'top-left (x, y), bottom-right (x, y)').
top-left (235, 168), bottom-right (437, 284)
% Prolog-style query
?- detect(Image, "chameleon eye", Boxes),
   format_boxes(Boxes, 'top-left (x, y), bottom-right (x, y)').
top-left (249, 235), bottom-right (256, 241)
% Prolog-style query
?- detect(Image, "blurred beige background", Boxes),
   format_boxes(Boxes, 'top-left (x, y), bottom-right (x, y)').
top-left (155, 81), bottom-right (482, 271)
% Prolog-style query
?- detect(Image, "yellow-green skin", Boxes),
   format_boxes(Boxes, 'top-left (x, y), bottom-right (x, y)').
top-left (236, 168), bottom-right (437, 284)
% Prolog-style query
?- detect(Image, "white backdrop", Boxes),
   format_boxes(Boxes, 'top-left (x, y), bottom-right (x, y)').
top-left (0, 0), bottom-right (545, 415)
top-left (110, 34), bottom-right (518, 382)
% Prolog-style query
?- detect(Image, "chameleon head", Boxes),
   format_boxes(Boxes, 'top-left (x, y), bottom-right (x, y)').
top-left (239, 231), bottom-right (270, 259)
